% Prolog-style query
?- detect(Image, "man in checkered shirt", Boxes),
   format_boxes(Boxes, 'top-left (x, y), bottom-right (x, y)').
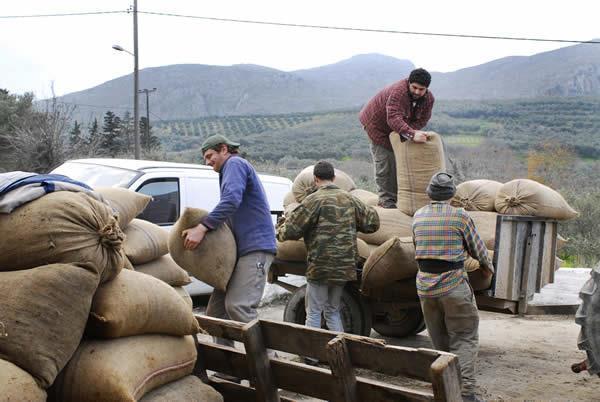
top-left (412, 172), bottom-right (494, 402)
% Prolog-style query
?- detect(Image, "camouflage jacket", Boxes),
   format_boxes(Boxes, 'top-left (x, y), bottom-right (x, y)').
top-left (277, 184), bottom-right (380, 283)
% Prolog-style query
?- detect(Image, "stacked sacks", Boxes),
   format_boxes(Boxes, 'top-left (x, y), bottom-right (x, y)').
top-left (452, 179), bottom-right (502, 212)
top-left (361, 237), bottom-right (418, 291)
top-left (49, 189), bottom-right (216, 401)
top-left (0, 189), bottom-right (127, 399)
top-left (292, 164), bottom-right (356, 202)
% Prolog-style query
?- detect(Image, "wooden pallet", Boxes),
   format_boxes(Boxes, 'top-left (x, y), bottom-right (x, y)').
top-left (193, 315), bottom-right (462, 402)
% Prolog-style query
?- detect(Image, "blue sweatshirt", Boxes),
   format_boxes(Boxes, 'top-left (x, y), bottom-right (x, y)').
top-left (201, 155), bottom-right (276, 257)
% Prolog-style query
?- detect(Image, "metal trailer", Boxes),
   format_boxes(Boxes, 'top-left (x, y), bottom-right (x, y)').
top-left (269, 215), bottom-right (559, 337)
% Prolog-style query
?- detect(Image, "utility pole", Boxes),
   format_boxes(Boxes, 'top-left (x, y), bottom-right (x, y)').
top-left (133, 0), bottom-right (140, 159)
top-left (139, 88), bottom-right (157, 148)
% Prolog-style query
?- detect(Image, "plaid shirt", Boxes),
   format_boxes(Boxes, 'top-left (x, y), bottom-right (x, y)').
top-left (359, 78), bottom-right (434, 149)
top-left (412, 202), bottom-right (493, 297)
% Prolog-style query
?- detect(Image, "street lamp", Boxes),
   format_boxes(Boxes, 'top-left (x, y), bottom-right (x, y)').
top-left (111, 0), bottom-right (140, 159)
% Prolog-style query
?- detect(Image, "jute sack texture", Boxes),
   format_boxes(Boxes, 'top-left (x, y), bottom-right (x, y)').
top-left (361, 236), bottom-right (418, 290)
top-left (350, 189), bottom-right (379, 206)
top-left (50, 335), bottom-right (197, 402)
top-left (283, 191), bottom-right (297, 208)
top-left (94, 187), bottom-right (151, 228)
top-left (361, 277), bottom-right (418, 301)
top-left (168, 208), bottom-right (236, 291)
top-left (123, 218), bottom-right (169, 264)
top-left (276, 240), bottom-right (306, 262)
top-left (140, 376), bottom-right (224, 402)
top-left (0, 359), bottom-right (46, 401)
top-left (452, 180), bottom-right (502, 211)
top-left (292, 165), bottom-right (356, 202)
top-left (0, 263), bottom-right (100, 388)
top-left (357, 206), bottom-right (413, 245)
top-left (0, 191), bottom-right (124, 283)
top-left (468, 211), bottom-right (499, 250)
top-left (465, 250), bottom-right (494, 291)
top-left (495, 179), bottom-right (578, 220)
top-left (390, 131), bottom-right (446, 216)
top-left (135, 254), bottom-right (192, 286)
top-left (173, 286), bottom-right (193, 310)
top-left (87, 269), bottom-right (199, 338)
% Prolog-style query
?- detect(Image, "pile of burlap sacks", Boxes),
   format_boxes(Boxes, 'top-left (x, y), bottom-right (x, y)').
top-left (277, 132), bottom-right (577, 299)
top-left (0, 188), bottom-right (223, 401)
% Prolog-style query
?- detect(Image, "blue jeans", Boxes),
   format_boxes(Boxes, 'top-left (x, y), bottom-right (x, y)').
top-left (305, 281), bottom-right (345, 332)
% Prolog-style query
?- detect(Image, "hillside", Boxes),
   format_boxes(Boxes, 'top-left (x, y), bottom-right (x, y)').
top-left (155, 97), bottom-right (600, 163)
top-left (58, 41), bottom-right (600, 122)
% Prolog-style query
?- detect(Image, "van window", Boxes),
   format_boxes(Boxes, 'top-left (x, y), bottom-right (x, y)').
top-left (136, 179), bottom-right (180, 226)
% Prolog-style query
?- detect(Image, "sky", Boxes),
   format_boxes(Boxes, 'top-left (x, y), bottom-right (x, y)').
top-left (1, 0), bottom-right (599, 98)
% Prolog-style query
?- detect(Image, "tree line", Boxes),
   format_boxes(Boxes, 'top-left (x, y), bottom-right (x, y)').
top-left (0, 89), bottom-right (160, 173)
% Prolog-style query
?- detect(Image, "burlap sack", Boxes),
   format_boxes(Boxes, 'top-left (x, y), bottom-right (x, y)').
top-left (135, 254), bottom-right (192, 286)
top-left (292, 165), bottom-right (356, 202)
top-left (390, 131), bottom-right (446, 216)
top-left (50, 335), bottom-right (197, 402)
top-left (361, 237), bottom-right (418, 290)
top-left (123, 254), bottom-right (135, 270)
top-left (283, 191), bottom-right (297, 208)
top-left (452, 180), bottom-right (502, 211)
top-left (276, 240), bottom-right (307, 262)
top-left (350, 189), bottom-right (379, 206)
top-left (468, 211), bottom-right (498, 250)
top-left (495, 179), bottom-right (578, 220)
top-left (123, 218), bottom-right (169, 264)
top-left (94, 187), bottom-right (152, 228)
top-left (357, 206), bottom-right (413, 245)
top-left (0, 191), bottom-right (124, 283)
top-left (465, 251), bottom-right (494, 291)
top-left (140, 376), bottom-right (223, 402)
top-left (87, 269), bottom-right (199, 338)
top-left (168, 208), bottom-right (236, 291)
top-left (361, 278), bottom-right (418, 301)
top-left (173, 286), bottom-right (193, 310)
top-left (0, 359), bottom-right (46, 401)
top-left (0, 263), bottom-right (100, 388)
top-left (357, 238), bottom-right (371, 261)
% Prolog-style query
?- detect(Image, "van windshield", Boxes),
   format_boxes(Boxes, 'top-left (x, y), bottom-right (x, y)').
top-left (52, 162), bottom-right (139, 188)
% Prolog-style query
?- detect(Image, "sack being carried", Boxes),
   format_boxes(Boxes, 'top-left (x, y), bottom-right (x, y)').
top-left (168, 208), bottom-right (236, 291)
top-left (390, 131), bottom-right (446, 216)
top-left (292, 165), bottom-right (356, 202)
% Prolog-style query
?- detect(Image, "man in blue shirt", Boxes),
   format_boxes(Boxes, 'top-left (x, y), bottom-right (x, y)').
top-left (183, 135), bottom-right (276, 348)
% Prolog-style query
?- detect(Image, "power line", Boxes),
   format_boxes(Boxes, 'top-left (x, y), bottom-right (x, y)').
top-left (1, 8), bottom-right (598, 44)
top-left (0, 10), bottom-right (127, 19)
top-left (137, 10), bottom-right (600, 45)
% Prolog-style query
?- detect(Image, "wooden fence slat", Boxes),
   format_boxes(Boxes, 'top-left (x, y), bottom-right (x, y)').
top-left (197, 341), bottom-right (435, 401)
top-left (241, 320), bottom-right (280, 402)
top-left (197, 315), bottom-right (244, 341)
top-left (259, 319), bottom-right (437, 381)
top-left (327, 335), bottom-right (358, 402)
top-left (429, 354), bottom-right (463, 402)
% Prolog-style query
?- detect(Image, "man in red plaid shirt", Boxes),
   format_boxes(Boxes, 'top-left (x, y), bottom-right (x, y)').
top-left (359, 68), bottom-right (435, 208)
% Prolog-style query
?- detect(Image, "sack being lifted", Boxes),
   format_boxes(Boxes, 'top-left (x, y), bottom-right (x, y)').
top-left (390, 131), bottom-right (446, 216)
top-left (168, 208), bottom-right (236, 291)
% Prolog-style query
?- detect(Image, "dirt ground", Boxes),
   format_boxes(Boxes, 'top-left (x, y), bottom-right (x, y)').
top-left (254, 302), bottom-right (599, 401)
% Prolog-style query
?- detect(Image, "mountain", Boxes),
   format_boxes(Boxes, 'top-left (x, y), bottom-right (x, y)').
top-left (431, 41), bottom-right (600, 99)
top-left (58, 42), bottom-right (600, 122)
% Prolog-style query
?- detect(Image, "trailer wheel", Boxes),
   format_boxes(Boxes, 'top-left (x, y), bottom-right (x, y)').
top-left (283, 284), bottom-right (372, 336)
top-left (372, 307), bottom-right (426, 337)
top-left (575, 265), bottom-right (600, 375)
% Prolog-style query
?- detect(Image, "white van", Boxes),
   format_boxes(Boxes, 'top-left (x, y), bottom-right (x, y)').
top-left (51, 158), bottom-right (292, 298)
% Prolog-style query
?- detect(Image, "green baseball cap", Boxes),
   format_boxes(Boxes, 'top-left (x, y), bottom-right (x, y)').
top-left (201, 134), bottom-right (240, 154)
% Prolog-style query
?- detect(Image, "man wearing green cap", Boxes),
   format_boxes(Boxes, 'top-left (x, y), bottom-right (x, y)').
top-left (182, 134), bottom-right (276, 350)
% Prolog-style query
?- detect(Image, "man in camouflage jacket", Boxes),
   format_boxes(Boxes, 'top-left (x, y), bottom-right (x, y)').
top-left (277, 161), bottom-right (379, 342)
